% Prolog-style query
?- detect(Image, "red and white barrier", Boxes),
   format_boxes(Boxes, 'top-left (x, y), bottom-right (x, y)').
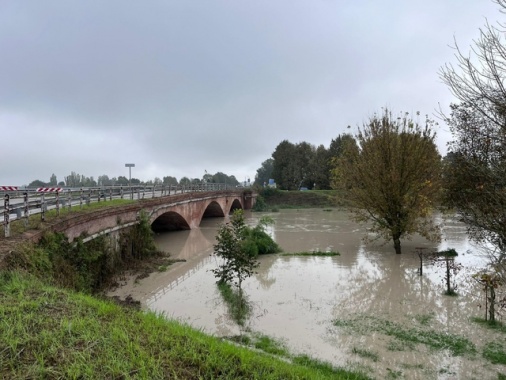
top-left (0, 186), bottom-right (18, 191)
top-left (36, 187), bottom-right (63, 192)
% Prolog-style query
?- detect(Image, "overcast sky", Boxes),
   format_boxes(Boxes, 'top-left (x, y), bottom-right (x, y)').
top-left (1, 0), bottom-right (501, 186)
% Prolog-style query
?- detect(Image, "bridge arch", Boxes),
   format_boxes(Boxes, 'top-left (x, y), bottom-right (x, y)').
top-left (151, 211), bottom-right (191, 232)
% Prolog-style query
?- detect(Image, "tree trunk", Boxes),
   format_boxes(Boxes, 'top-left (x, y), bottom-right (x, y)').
top-left (489, 286), bottom-right (496, 322)
top-left (393, 235), bottom-right (402, 254)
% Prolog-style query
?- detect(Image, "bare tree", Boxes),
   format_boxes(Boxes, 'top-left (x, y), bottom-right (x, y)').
top-left (440, 0), bottom-right (506, 265)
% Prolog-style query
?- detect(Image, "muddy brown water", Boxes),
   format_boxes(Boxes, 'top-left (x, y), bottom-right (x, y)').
top-left (108, 209), bottom-right (505, 379)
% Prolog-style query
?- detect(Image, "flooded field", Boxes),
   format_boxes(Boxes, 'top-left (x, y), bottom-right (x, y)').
top-left (109, 209), bottom-right (506, 379)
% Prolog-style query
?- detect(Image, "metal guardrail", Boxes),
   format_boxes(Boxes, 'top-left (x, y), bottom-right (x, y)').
top-left (1, 183), bottom-right (241, 237)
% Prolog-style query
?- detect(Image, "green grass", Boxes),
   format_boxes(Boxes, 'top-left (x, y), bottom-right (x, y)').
top-left (334, 315), bottom-right (476, 357)
top-left (0, 271), bottom-right (369, 379)
top-left (281, 251), bottom-right (340, 257)
top-left (253, 334), bottom-right (291, 356)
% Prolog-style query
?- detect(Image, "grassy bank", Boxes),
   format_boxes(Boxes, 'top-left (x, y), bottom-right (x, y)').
top-left (255, 188), bottom-right (347, 210)
top-left (0, 271), bottom-right (367, 379)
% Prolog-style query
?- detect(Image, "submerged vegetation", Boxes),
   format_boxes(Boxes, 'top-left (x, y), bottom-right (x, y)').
top-left (334, 316), bottom-right (484, 356)
top-left (281, 251), bottom-right (340, 257)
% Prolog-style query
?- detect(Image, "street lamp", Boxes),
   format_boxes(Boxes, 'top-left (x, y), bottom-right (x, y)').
top-left (125, 163), bottom-right (135, 187)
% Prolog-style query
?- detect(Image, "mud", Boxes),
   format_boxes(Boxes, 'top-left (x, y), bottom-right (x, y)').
top-left (108, 209), bottom-right (505, 379)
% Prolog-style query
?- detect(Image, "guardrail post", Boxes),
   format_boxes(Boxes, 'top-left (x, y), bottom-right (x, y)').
top-left (23, 192), bottom-right (29, 227)
top-left (41, 193), bottom-right (45, 221)
top-left (56, 190), bottom-right (60, 216)
top-left (152, 185), bottom-right (155, 198)
top-left (4, 194), bottom-right (10, 237)
top-left (109, 188), bottom-right (112, 201)
top-left (137, 188), bottom-right (140, 200)
top-left (97, 189), bottom-right (101, 202)
top-left (80, 188), bottom-right (83, 209)
top-left (120, 186), bottom-right (124, 199)
top-left (130, 187), bottom-right (133, 200)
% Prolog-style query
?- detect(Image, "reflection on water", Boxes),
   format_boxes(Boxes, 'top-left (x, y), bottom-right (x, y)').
top-left (127, 209), bottom-right (503, 379)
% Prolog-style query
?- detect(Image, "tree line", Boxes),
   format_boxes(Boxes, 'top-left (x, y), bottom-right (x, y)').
top-left (253, 0), bottom-right (506, 262)
top-left (27, 171), bottom-right (240, 188)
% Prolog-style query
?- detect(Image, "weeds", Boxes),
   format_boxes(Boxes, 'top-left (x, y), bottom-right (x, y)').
top-left (334, 315), bottom-right (476, 356)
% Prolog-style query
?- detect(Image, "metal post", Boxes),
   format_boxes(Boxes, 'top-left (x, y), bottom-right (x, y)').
top-left (41, 193), bottom-right (45, 221)
top-left (67, 191), bottom-right (71, 211)
top-left (120, 186), bottom-right (124, 199)
top-left (109, 188), bottom-right (112, 201)
top-left (56, 190), bottom-right (60, 216)
top-left (80, 188), bottom-right (83, 209)
top-left (23, 192), bottom-right (29, 228)
top-left (4, 194), bottom-right (10, 238)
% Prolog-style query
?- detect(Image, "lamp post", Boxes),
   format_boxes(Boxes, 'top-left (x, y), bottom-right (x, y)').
top-left (125, 163), bottom-right (135, 187)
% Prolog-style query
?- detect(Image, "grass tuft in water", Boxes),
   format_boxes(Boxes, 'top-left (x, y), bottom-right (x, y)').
top-left (253, 334), bottom-right (290, 356)
top-left (483, 342), bottom-right (506, 365)
top-left (334, 315), bottom-right (476, 356)
top-left (413, 312), bottom-right (435, 326)
top-left (281, 251), bottom-right (340, 257)
top-left (351, 347), bottom-right (379, 362)
top-left (217, 281), bottom-right (251, 327)
top-left (471, 317), bottom-right (506, 333)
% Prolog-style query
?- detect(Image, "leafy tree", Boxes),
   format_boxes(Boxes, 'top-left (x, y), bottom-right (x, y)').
top-left (49, 173), bottom-right (57, 186)
top-left (310, 144), bottom-right (331, 189)
top-left (116, 176), bottom-right (129, 186)
top-left (329, 134), bottom-right (355, 159)
top-left (272, 140), bottom-right (297, 190)
top-left (332, 109), bottom-right (442, 254)
top-left (163, 176), bottom-right (178, 186)
top-left (272, 140), bottom-right (316, 190)
top-left (440, 3), bottom-right (506, 267)
top-left (210, 172), bottom-right (239, 185)
top-left (179, 177), bottom-right (191, 186)
top-left (254, 158), bottom-right (274, 187)
top-left (28, 179), bottom-right (47, 187)
top-left (97, 175), bottom-right (112, 186)
top-left (211, 210), bottom-right (260, 298)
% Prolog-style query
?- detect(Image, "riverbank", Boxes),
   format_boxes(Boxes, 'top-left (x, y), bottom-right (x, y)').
top-left (258, 189), bottom-right (346, 209)
top-left (0, 208), bottom-right (369, 379)
top-left (0, 271), bottom-right (368, 379)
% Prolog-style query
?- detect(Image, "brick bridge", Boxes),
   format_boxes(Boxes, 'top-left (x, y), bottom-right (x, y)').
top-left (18, 190), bottom-right (256, 243)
